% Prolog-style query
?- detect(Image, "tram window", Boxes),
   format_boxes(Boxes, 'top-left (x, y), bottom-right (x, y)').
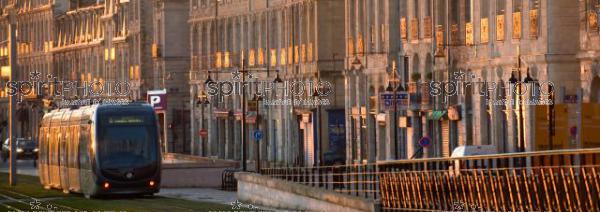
top-left (68, 126), bottom-right (79, 169)
top-left (50, 128), bottom-right (58, 166)
top-left (98, 125), bottom-right (157, 169)
top-left (43, 128), bottom-right (49, 164)
top-left (60, 129), bottom-right (67, 167)
top-left (39, 128), bottom-right (45, 164)
top-left (79, 125), bottom-right (91, 170)
top-left (95, 112), bottom-right (158, 169)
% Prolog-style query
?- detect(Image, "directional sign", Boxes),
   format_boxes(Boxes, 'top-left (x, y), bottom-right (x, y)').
top-left (419, 136), bottom-right (432, 148)
top-left (253, 130), bottom-right (264, 141)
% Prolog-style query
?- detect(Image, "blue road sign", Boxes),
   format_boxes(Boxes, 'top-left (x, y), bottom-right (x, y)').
top-left (419, 136), bottom-right (432, 148)
top-left (253, 130), bottom-right (264, 141)
top-left (381, 92), bottom-right (410, 110)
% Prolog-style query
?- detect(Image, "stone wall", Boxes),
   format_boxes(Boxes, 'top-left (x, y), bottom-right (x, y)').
top-left (235, 172), bottom-right (377, 212)
top-left (161, 153), bottom-right (239, 188)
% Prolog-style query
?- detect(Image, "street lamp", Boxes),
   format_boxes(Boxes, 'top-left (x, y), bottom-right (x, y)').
top-left (196, 91), bottom-right (211, 106)
top-left (351, 56), bottom-right (363, 70)
top-left (387, 61), bottom-right (405, 160)
top-left (204, 72), bottom-right (214, 85)
top-left (195, 91), bottom-right (210, 156)
top-left (273, 70), bottom-right (283, 84)
top-left (509, 53), bottom-right (537, 153)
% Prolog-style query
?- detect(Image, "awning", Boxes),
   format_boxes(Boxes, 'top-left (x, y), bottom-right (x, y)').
top-left (427, 110), bottom-right (448, 120)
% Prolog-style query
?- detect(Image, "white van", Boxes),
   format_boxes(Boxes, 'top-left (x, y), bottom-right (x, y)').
top-left (451, 145), bottom-right (498, 158)
top-left (449, 145), bottom-right (498, 176)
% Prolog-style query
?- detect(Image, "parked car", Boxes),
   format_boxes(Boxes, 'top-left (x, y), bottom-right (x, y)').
top-left (1, 138), bottom-right (38, 163)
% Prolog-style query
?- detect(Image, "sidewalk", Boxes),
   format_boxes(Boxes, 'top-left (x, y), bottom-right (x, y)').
top-left (158, 188), bottom-right (237, 205)
top-left (159, 188), bottom-right (277, 211)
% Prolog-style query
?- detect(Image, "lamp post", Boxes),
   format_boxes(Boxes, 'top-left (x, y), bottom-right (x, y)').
top-left (509, 51), bottom-right (535, 153)
top-left (252, 94), bottom-right (263, 172)
top-left (272, 70), bottom-right (283, 167)
top-left (548, 84), bottom-right (555, 150)
top-left (7, 6), bottom-right (17, 186)
top-left (196, 91), bottom-right (210, 156)
top-left (312, 84), bottom-right (322, 166)
top-left (386, 61), bottom-right (406, 160)
top-left (350, 56), bottom-right (362, 162)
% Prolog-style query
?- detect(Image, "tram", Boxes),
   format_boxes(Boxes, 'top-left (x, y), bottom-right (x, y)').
top-left (38, 103), bottom-right (162, 198)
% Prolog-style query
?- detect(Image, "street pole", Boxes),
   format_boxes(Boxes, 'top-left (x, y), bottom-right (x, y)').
top-left (255, 96), bottom-right (260, 172)
top-left (518, 59), bottom-right (525, 153)
top-left (191, 89), bottom-right (196, 155)
top-left (548, 84), bottom-right (554, 150)
top-left (393, 84), bottom-right (398, 160)
top-left (241, 59), bottom-right (247, 171)
top-left (8, 8), bottom-right (18, 186)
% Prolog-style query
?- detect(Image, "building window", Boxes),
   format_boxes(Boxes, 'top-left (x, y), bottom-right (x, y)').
top-left (435, 0), bottom-right (446, 48)
top-left (588, 0), bottom-right (599, 31)
top-left (465, 0), bottom-right (474, 45)
top-left (450, 0), bottom-right (460, 44)
top-left (411, 0), bottom-right (419, 40)
top-left (496, 0), bottom-right (506, 41)
top-left (513, 0), bottom-right (522, 39)
top-left (400, 0), bottom-right (408, 40)
top-left (480, 0), bottom-right (490, 43)
top-left (530, 0), bottom-right (540, 38)
top-left (424, 0), bottom-right (432, 38)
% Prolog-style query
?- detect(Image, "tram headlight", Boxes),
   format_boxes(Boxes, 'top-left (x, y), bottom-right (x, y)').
top-left (33, 148), bottom-right (39, 152)
top-left (149, 180), bottom-right (155, 187)
top-left (103, 182), bottom-right (110, 190)
top-left (16, 148), bottom-right (23, 153)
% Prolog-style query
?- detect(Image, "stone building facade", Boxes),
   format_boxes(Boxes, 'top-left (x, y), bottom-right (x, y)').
top-left (345, 0), bottom-right (581, 163)
top-left (580, 0), bottom-right (600, 103)
top-left (153, 0), bottom-right (191, 153)
top-left (0, 0), bottom-right (191, 153)
top-left (188, 0), bottom-right (346, 167)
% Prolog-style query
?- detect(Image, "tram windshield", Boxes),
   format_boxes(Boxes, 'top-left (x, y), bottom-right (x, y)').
top-left (97, 114), bottom-right (158, 169)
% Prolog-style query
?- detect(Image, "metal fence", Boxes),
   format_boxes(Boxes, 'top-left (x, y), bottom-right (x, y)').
top-left (260, 148), bottom-right (600, 211)
top-left (260, 164), bottom-right (380, 199)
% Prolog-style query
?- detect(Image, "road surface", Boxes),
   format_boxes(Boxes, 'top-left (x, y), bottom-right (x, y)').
top-left (0, 159), bottom-right (38, 176)
top-left (0, 159), bottom-right (246, 208)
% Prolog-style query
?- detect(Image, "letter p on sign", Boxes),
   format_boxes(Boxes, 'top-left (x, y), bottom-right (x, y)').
top-left (150, 96), bottom-right (161, 107)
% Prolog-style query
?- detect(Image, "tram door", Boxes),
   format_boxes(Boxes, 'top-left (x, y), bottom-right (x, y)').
top-left (59, 127), bottom-right (69, 191)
